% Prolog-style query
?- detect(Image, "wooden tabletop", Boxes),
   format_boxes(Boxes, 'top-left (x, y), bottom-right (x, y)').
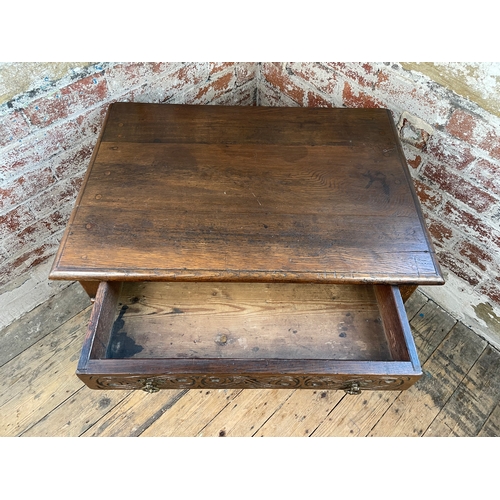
top-left (50, 103), bottom-right (443, 285)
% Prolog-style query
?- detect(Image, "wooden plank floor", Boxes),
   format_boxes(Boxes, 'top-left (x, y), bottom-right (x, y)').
top-left (1, 282), bottom-right (499, 437)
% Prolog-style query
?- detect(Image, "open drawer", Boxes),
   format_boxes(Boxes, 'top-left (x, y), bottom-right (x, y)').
top-left (77, 281), bottom-right (422, 394)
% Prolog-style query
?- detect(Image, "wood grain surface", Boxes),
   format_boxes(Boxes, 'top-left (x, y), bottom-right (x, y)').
top-left (75, 282), bottom-right (421, 391)
top-left (50, 103), bottom-right (443, 285)
top-left (107, 281), bottom-right (391, 361)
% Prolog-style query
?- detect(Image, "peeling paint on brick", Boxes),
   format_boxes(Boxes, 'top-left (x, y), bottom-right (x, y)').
top-left (0, 110), bottom-right (31, 147)
top-left (0, 204), bottom-right (35, 240)
top-left (2, 205), bottom-right (71, 258)
top-left (194, 71), bottom-right (236, 103)
top-left (401, 63), bottom-right (500, 119)
top-left (235, 63), bottom-right (257, 87)
top-left (397, 111), bottom-right (433, 150)
top-left (442, 201), bottom-right (500, 249)
top-left (425, 132), bottom-right (475, 171)
top-left (24, 73), bottom-right (109, 128)
top-left (446, 108), bottom-right (478, 141)
top-left (458, 240), bottom-right (493, 272)
top-left (0, 232), bottom-right (59, 285)
top-left (342, 81), bottom-right (383, 108)
top-left (0, 62), bottom-right (93, 105)
top-left (469, 158), bottom-right (500, 197)
top-left (446, 107), bottom-right (500, 161)
top-left (289, 62), bottom-right (338, 96)
top-left (473, 302), bottom-right (500, 335)
top-left (0, 167), bottom-right (57, 212)
top-left (413, 178), bottom-right (443, 210)
top-left (426, 217), bottom-right (454, 247)
top-left (262, 62), bottom-right (306, 106)
top-left (436, 251), bottom-right (482, 287)
top-left (307, 91), bottom-right (333, 108)
top-left (423, 162), bottom-right (497, 213)
top-left (259, 81), bottom-right (299, 108)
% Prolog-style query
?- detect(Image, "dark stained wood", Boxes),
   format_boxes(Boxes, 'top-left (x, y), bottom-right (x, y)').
top-left (399, 284), bottom-right (418, 303)
top-left (48, 103), bottom-right (445, 393)
top-left (79, 281), bottom-right (99, 299)
top-left (100, 103), bottom-right (404, 146)
top-left (374, 286), bottom-right (417, 365)
top-left (50, 103), bottom-right (443, 285)
top-left (77, 281), bottom-right (121, 367)
top-left (79, 361), bottom-right (420, 392)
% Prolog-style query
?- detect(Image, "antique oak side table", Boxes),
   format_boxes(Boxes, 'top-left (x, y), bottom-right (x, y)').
top-left (49, 103), bottom-right (444, 394)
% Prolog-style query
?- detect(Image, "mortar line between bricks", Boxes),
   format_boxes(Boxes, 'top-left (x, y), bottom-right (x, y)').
top-left (0, 228), bottom-right (66, 278)
top-left (212, 80), bottom-right (261, 106)
top-left (0, 133), bottom-right (98, 185)
top-left (106, 63), bottom-right (212, 99)
top-left (233, 75), bottom-right (256, 90)
top-left (1, 223), bottom-right (68, 262)
top-left (289, 74), bottom-right (336, 105)
top-left (259, 80), bottom-right (300, 107)
top-left (0, 63), bottom-right (235, 139)
top-left (1, 80), bottom-right (149, 181)
top-left (0, 172), bottom-right (80, 218)
top-left (434, 196), bottom-right (500, 240)
top-left (255, 63), bottom-right (262, 106)
top-left (2, 70), bottom-right (261, 216)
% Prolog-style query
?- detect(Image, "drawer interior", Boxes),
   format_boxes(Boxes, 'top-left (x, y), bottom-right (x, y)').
top-left (109, 282), bottom-right (391, 361)
top-left (78, 281), bottom-right (421, 391)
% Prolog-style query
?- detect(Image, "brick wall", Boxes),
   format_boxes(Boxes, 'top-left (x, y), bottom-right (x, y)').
top-left (1, 61), bottom-right (499, 348)
top-left (0, 62), bottom-right (256, 328)
top-left (258, 62), bottom-right (500, 347)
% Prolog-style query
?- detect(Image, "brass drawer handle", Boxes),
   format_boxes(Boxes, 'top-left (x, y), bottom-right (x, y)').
top-left (143, 380), bottom-right (160, 393)
top-left (344, 382), bottom-right (361, 395)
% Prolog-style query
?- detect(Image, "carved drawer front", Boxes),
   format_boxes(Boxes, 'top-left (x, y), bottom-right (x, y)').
top-left (76, 281), bottom-right (422, 394)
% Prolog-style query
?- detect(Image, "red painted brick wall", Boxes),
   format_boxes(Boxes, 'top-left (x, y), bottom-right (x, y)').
top-left (0, 62), bottom-right (256, 291)
top-left (258, 62), bottom-right (500, 346)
